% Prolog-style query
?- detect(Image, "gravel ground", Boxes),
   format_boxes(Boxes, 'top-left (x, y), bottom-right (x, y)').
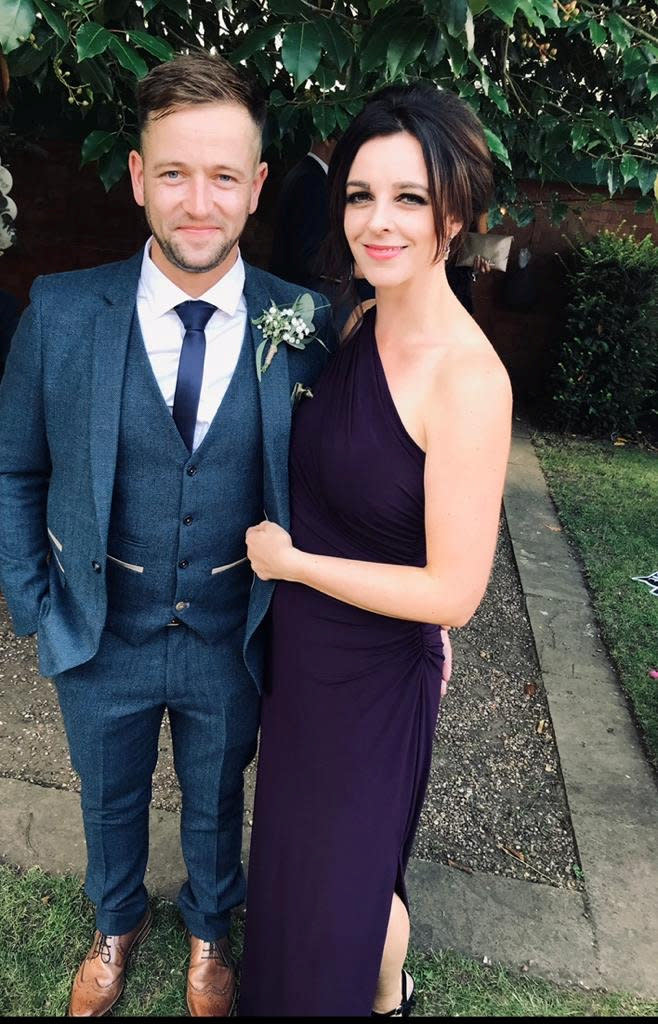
top-left (0, 515), bottom-right (582, 891)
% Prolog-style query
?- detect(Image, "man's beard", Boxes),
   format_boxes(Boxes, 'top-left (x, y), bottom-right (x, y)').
top-left (145, 205), bottom-right (243, 275)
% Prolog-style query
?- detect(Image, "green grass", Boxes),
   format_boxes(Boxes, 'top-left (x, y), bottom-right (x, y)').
top-left (1, 864), bottom-right (656, 1017)
top-left (533, 433), bottom-right (658, 763)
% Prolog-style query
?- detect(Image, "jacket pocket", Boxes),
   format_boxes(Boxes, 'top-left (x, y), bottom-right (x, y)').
top-left (107, 554), bottom-right (145, 574)
top-left (211, 556), bottom-right (248, 576)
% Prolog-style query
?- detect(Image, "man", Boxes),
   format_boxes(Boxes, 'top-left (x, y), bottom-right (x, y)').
top-left (0, 53), bottom-right (333, 1017)
top-left (269, 137), bottom-right (336, 291)
top-left (0, 287), bottom-right (20, 379)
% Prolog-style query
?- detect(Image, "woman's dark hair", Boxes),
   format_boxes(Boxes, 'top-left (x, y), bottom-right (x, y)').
top-left (323, 83), bottom-right (493, 300)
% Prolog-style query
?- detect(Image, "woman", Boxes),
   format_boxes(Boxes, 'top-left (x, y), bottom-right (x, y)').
top-left (239, 84), bottom-right (512, 1017)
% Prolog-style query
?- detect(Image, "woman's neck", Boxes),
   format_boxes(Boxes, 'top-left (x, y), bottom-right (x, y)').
top-left (373, 264), bottom-right (460, 347)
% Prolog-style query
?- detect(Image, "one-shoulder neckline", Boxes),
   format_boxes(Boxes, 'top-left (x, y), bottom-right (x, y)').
top-left (362, 308), bottom-right (425, 460)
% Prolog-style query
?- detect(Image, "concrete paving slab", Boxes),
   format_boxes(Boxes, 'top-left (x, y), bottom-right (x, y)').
top-left (407, 858), bottom-right (599, 990)
top-left (525, 593), bottom-right (619, 684)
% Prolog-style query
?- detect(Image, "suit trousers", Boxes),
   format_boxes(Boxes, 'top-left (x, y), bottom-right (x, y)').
top-left (54, 624), bottom-right (260, 939)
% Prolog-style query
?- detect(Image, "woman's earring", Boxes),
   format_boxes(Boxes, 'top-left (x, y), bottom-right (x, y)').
top-left (443, 240), bottom-right (451, 261)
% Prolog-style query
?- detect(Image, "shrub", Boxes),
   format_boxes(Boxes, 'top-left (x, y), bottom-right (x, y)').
top-left (550, 230), bottom-right (657, 437)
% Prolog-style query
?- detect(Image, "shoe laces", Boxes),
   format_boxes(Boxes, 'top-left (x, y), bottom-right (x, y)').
top-left (201, 940), bottom-right (225, 963)
top-left (90, 932), bottom-right (112, 964)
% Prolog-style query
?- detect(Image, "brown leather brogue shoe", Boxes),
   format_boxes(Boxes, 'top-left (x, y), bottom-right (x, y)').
top-left (68, 909), bottom-right (152, 1017)
top-left (186, 934), bottom-right (236, 1017)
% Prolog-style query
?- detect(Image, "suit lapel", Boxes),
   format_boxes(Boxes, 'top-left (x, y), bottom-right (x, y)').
top-left (90, 251), bottom-right (143, 534)
top-left (243, 264), bottom-right (292, 531)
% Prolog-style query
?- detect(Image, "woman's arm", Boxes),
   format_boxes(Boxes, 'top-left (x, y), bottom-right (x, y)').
top-left (246, 351), bottom-right (512, 628)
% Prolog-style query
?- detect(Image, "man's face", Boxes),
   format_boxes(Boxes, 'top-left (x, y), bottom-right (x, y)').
top-left (129, 102), bottom-right (268, 279)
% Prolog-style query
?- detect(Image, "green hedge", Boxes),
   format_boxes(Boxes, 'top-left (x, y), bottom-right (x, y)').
top-left (550, 231), bottom-right (657, 436)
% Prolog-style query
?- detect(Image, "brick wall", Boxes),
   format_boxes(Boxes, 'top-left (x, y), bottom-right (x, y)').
top-left (2, 143), bottom-right (656, 400)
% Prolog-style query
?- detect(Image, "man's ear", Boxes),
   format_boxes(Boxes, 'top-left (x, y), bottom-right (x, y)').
top-left (129, 149), bottom-right (145, 208)
top-left (249, 161), bottom-right (268, 215)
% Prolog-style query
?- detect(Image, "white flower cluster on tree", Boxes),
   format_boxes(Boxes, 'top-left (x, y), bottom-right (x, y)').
top-left (0, 158), bottom-right (16, 253)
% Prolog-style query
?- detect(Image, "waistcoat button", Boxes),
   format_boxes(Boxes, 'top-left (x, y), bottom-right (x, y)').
top-left (183, 515), bottom-right (193, 525)
top-left (175, 600), bottom-right (190, 612)
top-left (178, 559), bottom-right (189, 569)
top-left (187, 465), bottom-right (198, 476)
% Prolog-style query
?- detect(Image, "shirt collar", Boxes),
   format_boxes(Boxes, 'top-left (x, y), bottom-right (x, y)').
top-left (138, 238), bottom-right (246, 319)
top-left (307, 151), bottom-right (329, 175)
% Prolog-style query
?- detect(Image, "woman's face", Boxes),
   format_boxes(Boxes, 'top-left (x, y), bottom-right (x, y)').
top-left (343, 131), bottom-right (453, 289)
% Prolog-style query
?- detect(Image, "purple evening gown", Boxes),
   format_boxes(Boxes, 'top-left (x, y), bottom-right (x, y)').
top-left (239, 308), bottom-right (444, 1016)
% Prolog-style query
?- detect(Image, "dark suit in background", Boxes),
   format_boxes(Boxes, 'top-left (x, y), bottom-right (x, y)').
top-left (0, 288), bottom-right (20, 380)
top-left (270, 154), bottom-right (329, 292)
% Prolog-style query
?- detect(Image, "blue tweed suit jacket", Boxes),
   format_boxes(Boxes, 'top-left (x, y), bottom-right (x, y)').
top-left (0, 250), bottom-right (335, 686)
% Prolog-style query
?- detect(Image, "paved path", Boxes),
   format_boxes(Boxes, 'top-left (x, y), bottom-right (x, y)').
top-left (1, 423), bottom-right (656, 998)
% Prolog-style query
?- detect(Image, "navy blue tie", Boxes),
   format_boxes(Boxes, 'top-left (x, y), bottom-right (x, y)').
top-left (173, 300), bottom-right (216, 451)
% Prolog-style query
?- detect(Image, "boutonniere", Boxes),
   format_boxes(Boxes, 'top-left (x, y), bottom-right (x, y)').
top-left (291, 382), bottom-right (314, 407)
top-left (252, 293), bottom-right (328, 381)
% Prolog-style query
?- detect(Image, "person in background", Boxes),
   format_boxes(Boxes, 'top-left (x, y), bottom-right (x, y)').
top-left (0, 287), bottom-right (19, 379)
top-left (269, 138), bottom-right (337, 292)
top-left (446, 210), bottom-right (492, 314)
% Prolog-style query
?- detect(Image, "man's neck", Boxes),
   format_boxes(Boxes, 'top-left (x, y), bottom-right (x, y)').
top-left (149, 239), bottom-right (239, 298)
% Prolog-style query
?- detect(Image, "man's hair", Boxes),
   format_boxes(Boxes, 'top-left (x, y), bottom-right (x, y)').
top-left (136, 50), bottom-right (267, 141)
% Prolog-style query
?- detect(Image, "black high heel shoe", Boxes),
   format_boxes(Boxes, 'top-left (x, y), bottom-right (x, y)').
top-left (371, 969), bottom-right (415, 1017)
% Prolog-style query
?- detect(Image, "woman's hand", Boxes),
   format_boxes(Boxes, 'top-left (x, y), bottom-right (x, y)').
top-left (440, 627), bottom-right (452, 697)
top-left (246, 521), bottom-right (298, 581)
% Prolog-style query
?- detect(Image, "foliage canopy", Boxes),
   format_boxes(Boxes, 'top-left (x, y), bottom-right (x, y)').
top-left (0, 0), bottom-right (656, 221)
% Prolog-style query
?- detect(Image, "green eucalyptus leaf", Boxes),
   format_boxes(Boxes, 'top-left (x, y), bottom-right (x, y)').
top-left (255, 338), bottom-right (267, 382)
top-left (108, 35), bottom-right (149, 78)
top-left (76, 22), bottom-right (113, 61)
top-left (33, 0), bottom-right (67, 41)
top-left (0, 0), bottom-right (36, 55)
top-left (126, 29), bottom-right (175, 61)
top-left (282, 22), bottom-right (322, 89)
top-left (296, 293), bottom-right (315, 326)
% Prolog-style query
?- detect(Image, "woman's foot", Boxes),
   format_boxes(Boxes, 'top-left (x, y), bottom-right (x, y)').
top-left (371, 969), bottom-right (415, 1017)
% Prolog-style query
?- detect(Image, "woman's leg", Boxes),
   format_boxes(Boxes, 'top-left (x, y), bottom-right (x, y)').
top-left (372, 892), bottom-right (410, 1012)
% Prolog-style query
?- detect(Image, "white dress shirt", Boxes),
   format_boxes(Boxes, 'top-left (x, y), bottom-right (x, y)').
top-left (136, 240), bottom-right (247, 451)
top-left (307, 151), bottom-right (329, 175)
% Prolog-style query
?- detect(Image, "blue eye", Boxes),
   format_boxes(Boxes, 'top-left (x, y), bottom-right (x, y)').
top-left (163, 170), bottom-right (180, 180)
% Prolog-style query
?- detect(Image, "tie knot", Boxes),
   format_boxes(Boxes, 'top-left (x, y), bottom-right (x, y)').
top-left (174, 300), bottom-right (216, 333)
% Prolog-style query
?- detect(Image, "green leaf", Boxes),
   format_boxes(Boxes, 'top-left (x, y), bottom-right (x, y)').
top-left (606, 13), bottom-right (631, 50)
top-left (295, 292), bottom-right (315, 327)
top-left (255, 338), bottom-right (267, 382)
top-left (530, 0), bottom-right (561, 28)
top-left (622, 47), bottom-right (647, 81)
top-left (387, 24), bottom-right (428, 80)
top-left (516, 0), bottom-right (545, 32)
top-left (636, 161), bottom-right (657, 196)
top-left (369, 0), bottom-right (396, 12)
top-left (251, 49), bottom-right (274, 84)
top-left (99, 141), bottom-right (130, 192)
top-left (315, 62), bottom-right (339, 90)
top-left (80, 129), bottom-right (116, 166)
top-left (6, 33), bottom-right (53, 75)
top-left (160, 0), bottom-right (190, 20)
top-left (269, 0), bottom-right (303, 14)
top-left (443, 0), bottom-right (468, 37)
top-left (464, 7), bottom-right (474, 50)
top-left (334, 104), bottom-right (351, 132)
top-left (634, 196), bottom-right (652, 214)
top-left (108, 34), bottom-right (149, 78)
top-left (282, 22), bottom-right (322, 89)
top-left (611, 117), bottom-right (628, 145)
top-left (143, 0), bottom-right (160, 13)
top-left (487, 80), bottom-right (510, 114)
top-left (588, 19), bottom-right (606, 46)
top-left (314, 18), bottom-right (352, 70)
top-left (570, 122), bottom-right (590, 152)
top-left (230, 24), bottom-right (280, 63)
top-left (648, 66), bottom-right (658, 99)
top-left (78, 56), bottom-right (114, 99)
top-left (312, 103), bottom-right (337, 140)
top-left (126, 29), bottom-right (174, 61)
top-left (484, 127), bottom-right (511, 168)
top-left (619, 154), bottom-right (638, 185)
top-left (360, 26), bottom-right (391, 73)
top-left (33, 0), bottom-right (66, 41)
top-left (76, 22), bottom-right (113, 61)
top-left (487, 0), bottom-right (519, 29)
top-left (445, 33), bottom-right (466, 75)
top-left (0, 0), bottom-right (36, 54)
